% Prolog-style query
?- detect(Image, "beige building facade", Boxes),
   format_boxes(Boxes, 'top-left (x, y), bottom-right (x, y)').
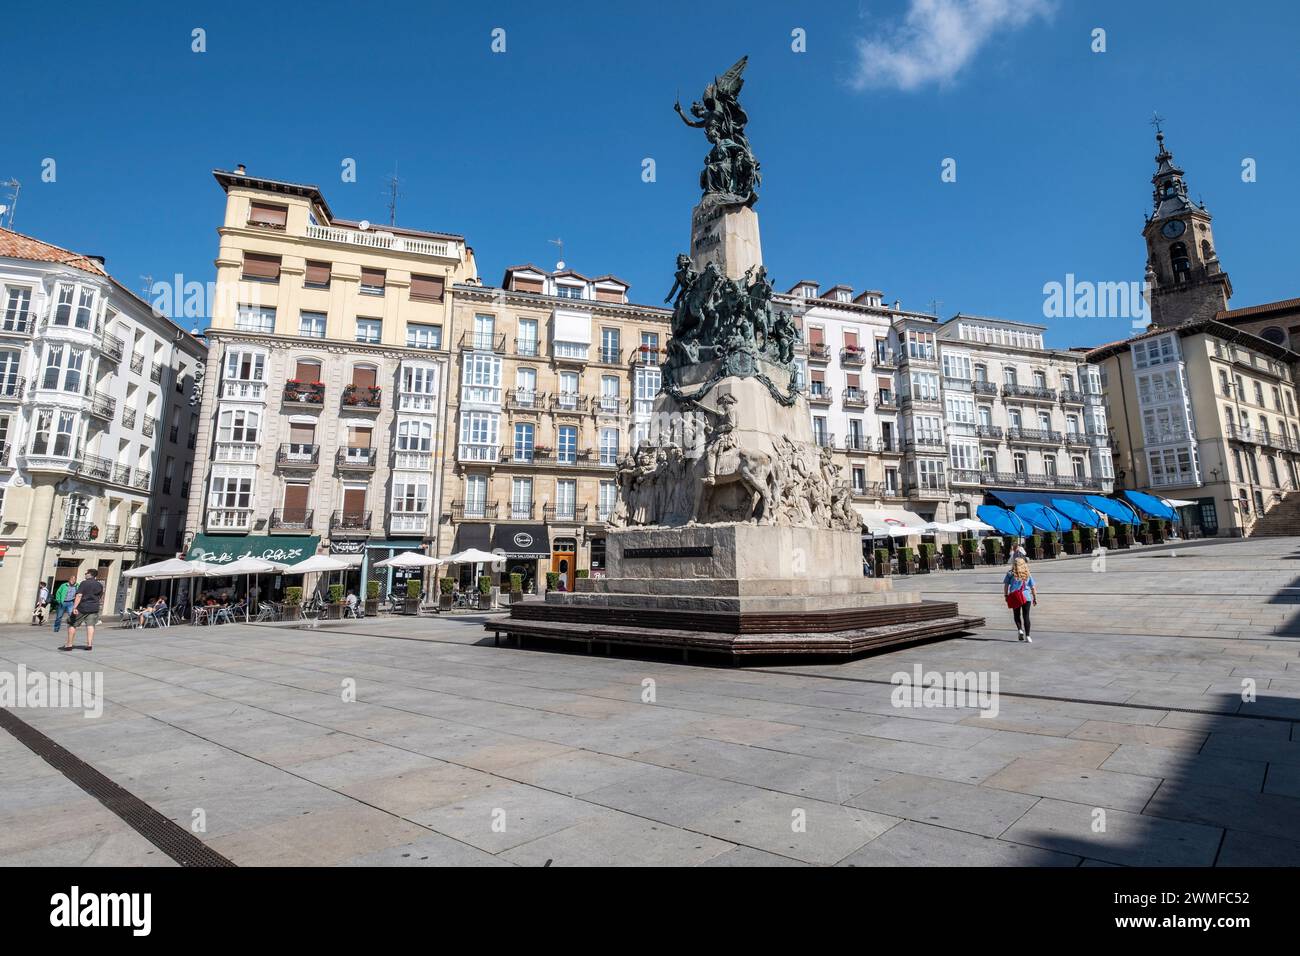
top-left (439, 267), bottom-right (671, 591)
top-left (184, 169), bottom-right (476, 596)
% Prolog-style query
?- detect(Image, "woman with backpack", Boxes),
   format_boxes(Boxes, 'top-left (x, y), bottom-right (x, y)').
top-left (1003, 556), bottom-right (1037, 642)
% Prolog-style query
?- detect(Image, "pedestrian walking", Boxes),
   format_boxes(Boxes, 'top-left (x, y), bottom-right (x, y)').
top-left (51, 579), bottom-right (77, 633)
top-left (1003, 557), bottom-right (1037, 643)
top-left (1008, 538), bottom-right (1028, 564)
top-left (32, 582), bottom-right (49, 625)
top-left (63, 569), bottom-right (105, 651)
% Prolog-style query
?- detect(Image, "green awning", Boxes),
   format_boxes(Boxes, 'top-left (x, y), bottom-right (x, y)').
top-left (187, 534), bottom-right (320, 566)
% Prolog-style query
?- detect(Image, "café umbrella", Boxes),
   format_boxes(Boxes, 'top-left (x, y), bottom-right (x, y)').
top-left (205, 556), bottom-right (288, 622)
top-left (282, 554), bottom-right (352, 604)
top-left (123, 557), bottom-right (220, 614)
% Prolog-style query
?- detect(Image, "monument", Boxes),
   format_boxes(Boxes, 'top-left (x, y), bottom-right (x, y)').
top-left (487, 57), bottom-right (983, 659)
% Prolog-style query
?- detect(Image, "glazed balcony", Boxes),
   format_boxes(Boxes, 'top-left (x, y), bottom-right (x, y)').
top-left (342, 384), bottom-right (382, 410)
top-left (330, 510), bottom-right (372, 533)
top-left (221, 378), bottom-right (267, 402)
top-left (1003, 383), bottom-right (1058, 402)
top-left (276, 443), bottom-right (320, 469)
top-left (904, 435), bottom-right (946, 452)
top-left (840, 346), bottom-right (867, 366)
top-left (943, 377), bottom-right (972, 392)
top-left (283, 380), bottom-right (325, 406)
top-left (206, 508), bottom-right (254, 532)
top-left (270, 508), bottom-right (314, 532)
top-left (949, 469), bottom-right (985, 486)
top-left (458, 443), bottom-right (499, 463)
top-left (397, 390), bottom-right (438, 414)
top-left (389, 512), bottom-right (428, 535)
top-left (214, 441), bottom-right (259, 463)
top-left (392, 450), bottom-right (433, 470)
top-left (337, 446), bottom-right (377, 471)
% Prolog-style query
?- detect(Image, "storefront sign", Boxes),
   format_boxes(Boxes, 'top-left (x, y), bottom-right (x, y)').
top-left (187, 534), bottom-right (319, 566)
top-left (329, 540), bottom-right (367, 555)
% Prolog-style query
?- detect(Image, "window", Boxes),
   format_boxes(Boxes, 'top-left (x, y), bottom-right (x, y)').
top-left (1044, 455), bottom-right (1058, 477)
top-left (598, 481), bottom-right (616, 520)
top-left (1133, 335), bottom-right (1177, 369)
top-left (410, 274), bottom-right (444, 302)
top-left (399, 364), bottom-right (437, 411)
top-left (1254, 382), bottom-right (1265, 406)
top-left (558, 425), bottom-right (577, 464)
top-left (360, 268), bottom-right (386, 295)
top-left (304, 260), bottom-right (332, 288)
top-left (599, 376), bottom-right (619, 412)
top-left (1032, 370), bottom-right (1047, 388)
top-left (515, 367), bottom-right (537, 404)
top-left (406, 323), bottom-right (442, 350)
top-left (600, 328), bottom-right (620, 363)
top-left (511, 478), bottom-right (533, 518)
top-left (217, 408), bottom-right (260, 443)
top-left (1012, 452), bottom-right (1027, 475)
top-left (916, 459), bottom-right (945, 490)
top-left (852, 467), bottom-right (866, 492)
top-left (472, 314), bottom-right (496, 351)
top-left (640, 331), bottom-right (660, 364)
top-left (464, 475), bottom-right (488, 516)
top-left (517, 319), bottom-right (538, 356)
top-left (392, 480), bottom-right (429, 513)
top-left (555, 479), bottom-right (577, 520)
top-left (42, 345), bottom-right (88, 393)
top-left (31, 409), bottom-right (79, 457)
top-left (906, 330), bottom-right (935, 361)
top-left (248, 202), bottom-right (288, 228)
top-left (53, 286), bottom-right (96, 329)
top-left (2, 286), bottom-right (31, 330)
top-left (355, 318), bottom-right (381, 344)
top-left (236, 305), bottom-right (275, 333)
top-left (1037, 410), bottom-right (1052, 431)
top-left (209, 472), bottom-right (253, 509)
top-left (458, 411), bottom-right (499, 460)
top-left (981, 449), bottom-right (997, 473)
top-left (514, 423), bottom-right (534, 462)
top-left (299, 311), bottom-right (327, 338)
top-left (461, 353), bottom-right (502, 405)
top-left (555, 284), bottom-right (583, 300)
top-left (242, 253), bottom-right (281, 282)
top-left (1072, 456), bottom-right (1086, 478)
top-left (225, 349), bottom-right (266, 381)
top-left (599, 427), bottom-right (619, 465)
top-left (1003, 365), bottom-right (1018, 386)
top-left (396, 419), bottom-right (433, 453)
top-left (558, 371), bottom-right (579, 407)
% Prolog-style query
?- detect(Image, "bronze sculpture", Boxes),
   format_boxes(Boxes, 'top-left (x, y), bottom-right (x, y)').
top-left (674, 56), bottom-right (761, 208)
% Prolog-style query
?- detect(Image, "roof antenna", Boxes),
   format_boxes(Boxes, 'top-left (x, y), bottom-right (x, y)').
top-left (548, 237), bottom-right (565, 271)
top-left (383, 165), bottom-right (402, 226)
top-left (0, 178), bottom-right (20, 230)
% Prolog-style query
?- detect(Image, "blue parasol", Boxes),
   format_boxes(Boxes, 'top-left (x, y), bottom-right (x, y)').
top-left (1085, 495), bottom-right (1141, 525)
top-left (1014, 502), bottom-right (1072, 532)
top-left (1051, 498), bottom-right (1106, 529)
top-left (976, 504), bottom-right (1034, 537)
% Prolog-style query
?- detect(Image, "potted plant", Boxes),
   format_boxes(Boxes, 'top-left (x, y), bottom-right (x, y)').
top-left (917, 542), bottom-right (936, 573)
top-left (897, 546), bottom-right (915, 575)
top-left (509, 573), bottom-right (523, 604)
top-left (1027, 534), bottom-right (1043, 560)
top-left (285, 586), bottom-right (302, 619)
top-left (405, 577), bottom-right (421, 614)
top-left (1045, 532), bottom-right (1062, 558)
top-left (365, 580), bottom-right (379, 616)
top-left (1115, 523), bottom-right (1132, 548)
top-left (546, 571), bottom-right (560, 591)
top-left (439, 577), bottom-right (455, 610)
top-left (959, 538), bottom-right (978, 569)
top-left (477, 574), bottom-right (493, 610)
top-left (873, 547), bottom-right (891, 577)
top-left (984, 537), bottom-right (1003, 565)
top-left (940, 542), bottom-right (960, 570)
top-left (1064, 529), bottom-right (1081, 555)
top-left (327, 583), bottom-right (344, 619)
top-left (575, 569), bottom-right (589, 585)
top-left (1148, 519), bottom-right (1165, 543)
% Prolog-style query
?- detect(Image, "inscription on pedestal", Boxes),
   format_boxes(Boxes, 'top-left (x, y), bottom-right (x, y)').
top-left (622, 546), bottom-right (715, 559)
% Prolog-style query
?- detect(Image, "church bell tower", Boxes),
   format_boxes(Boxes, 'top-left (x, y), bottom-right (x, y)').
top-left (1142, 127), bottom-right (1232, 328)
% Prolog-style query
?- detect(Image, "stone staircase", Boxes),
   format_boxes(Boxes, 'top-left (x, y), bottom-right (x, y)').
top-left (1248, 489), bottom-right (1300, 537)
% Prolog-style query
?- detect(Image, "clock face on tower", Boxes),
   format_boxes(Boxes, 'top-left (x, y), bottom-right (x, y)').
top-left (1161, 219), bottom-right (1186, 239)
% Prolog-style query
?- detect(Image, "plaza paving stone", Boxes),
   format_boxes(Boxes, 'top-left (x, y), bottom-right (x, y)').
top-left (1, 535), bottom-right (1299, 865)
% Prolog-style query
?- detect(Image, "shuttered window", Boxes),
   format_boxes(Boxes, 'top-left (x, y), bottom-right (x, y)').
top-left (305, 261), bottom-right (331, 288)
top-left (410, 274), bottom-right (444, 301)
top-left (843, 330), bottom-right (858, 347)
top-left (242, 253), bottom-right (281, 281)
top-left (294, 360), bottom-right (322, 382)
top-left (810, 370), bottom-right (825, 384)
top-left (351, 366), bottom-right (377, 388)
top-left (248, 202), bottom-right (288, 228)
top-left (845, 373), bottom-right (861, 389)
top-left (808, 326), bottom-right (824, 345)
top-left (360, 268), bottom-right (386, 294)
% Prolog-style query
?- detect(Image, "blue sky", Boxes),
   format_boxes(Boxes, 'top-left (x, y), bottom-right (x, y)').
top-left (4, 0), bottom-right (1298, 348)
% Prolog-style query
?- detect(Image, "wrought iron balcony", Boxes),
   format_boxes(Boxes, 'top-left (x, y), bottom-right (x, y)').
top-left (125, 527), bottom-right (142, 547)
top-left (330, 510), bottom-right (372, 532)
top-left (975, 424), bottom-right (1004, 440)
top-left (597, 347), bottom-right (622, 364)
top-left (594, 395), bottom-right (624, 415)
top-left (1064, 431), bottom-right (1092, 447)
top-left (112, 462), bottom-right (132, 484)
top-left (96, 334), bottom-right (125, 362)
top-left (276, 443), bottom-right (320, 468)
top-left (514, 340), bottom-right (539, 357)
top-left (1059, 389), bottom-right (1087, 405)
top-left (129, 352), bottom-right (145, 374)
top-left (807, 342), bottom-right (831, 361)
top-left (53, 521), bottom-right (99, 543)
top-left (1006, 427), bottom-right (1063, 445)
top-left (342, 384), bottom-right (382, 409)
top-left (0, 314), bottom-right (34, 335)
top-left (631, 346), bottom-right (662, 367)
top-left (1003, 383), bottom-right (1057, 402)
top-left (89, 392), bottom-right (116, 421)
top-left (451, 500), bottom-right (498, 521)
top-left (841, 388), bottom-right (868, 408)
top-left (840, 346), bottom-right (867, 366)
top-left (873, 349), bottom-right (898, 368)
top-left (842, 434), bottom-right (873, 453)
top-left (103, 524), bottom-right (121, 544)
top-left (337, 446), bottom-right (377, 470)
top-left (807, 388), bottom-right (833, 406)
top-left (150, 362), bottom-right (164, 383)
top-left (270, 508), bottom-right (314, 531)
top-left (0, 376), bottom-right (24, 401)
top-left (814, 432), bottom-right (834, 448)
top-left (972, 380), bottom-right (999, 396)
top-left (458, 331), bottom-right (507, 353)
top-left (545, 503), bottom-right (589, 523)
top-left (507, 502), bottom-right (536, 520)
top-left (875, 392), bottom-right (898, 410)
top-left (550, 393), bottom-right (589, 413)
top-left (133, 468), bottom-right (151, 490)
top-left (509, 388), bottom-right (546, 411)
top-left (283, 381), bottom-right (325, 405)
top-left (142, 415), bottom-right (156, 438)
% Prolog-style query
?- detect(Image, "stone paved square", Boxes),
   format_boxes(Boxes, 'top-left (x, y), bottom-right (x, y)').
top-left (2, 536), bottom-right (1298, 866)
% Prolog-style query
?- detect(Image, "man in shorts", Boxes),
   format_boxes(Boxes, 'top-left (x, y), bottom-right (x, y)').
top-left (63, 568), bottom-right (106, 651)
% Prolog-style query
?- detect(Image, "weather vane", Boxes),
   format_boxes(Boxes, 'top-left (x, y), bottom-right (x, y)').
top-left (1149, 111), bottom-right (1165, 134)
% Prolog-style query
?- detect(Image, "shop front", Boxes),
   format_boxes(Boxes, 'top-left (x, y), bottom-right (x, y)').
top-left (186, 534), bottom-right (321, 603)
top-left (550, 536), bottom-right (578, 591)
top-left (362, 539), bottom-right (426, 600)
top-left (490, 523), bottom-right (550, 594)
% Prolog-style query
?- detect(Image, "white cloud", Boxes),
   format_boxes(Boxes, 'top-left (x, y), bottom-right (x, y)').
top-left (851, 0), bottom-right (1055, 92)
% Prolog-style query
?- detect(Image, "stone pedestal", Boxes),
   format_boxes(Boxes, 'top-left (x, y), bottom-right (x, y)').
top-left (691, 200), bottom-right (762, 279)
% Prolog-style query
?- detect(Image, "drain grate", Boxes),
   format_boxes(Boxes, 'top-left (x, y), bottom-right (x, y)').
top-left (0, 707), bottom-right (236, 867)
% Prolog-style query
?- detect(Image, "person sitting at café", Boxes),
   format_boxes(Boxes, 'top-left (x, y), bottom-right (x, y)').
top-left (136, 595), bottom-right (168, 627)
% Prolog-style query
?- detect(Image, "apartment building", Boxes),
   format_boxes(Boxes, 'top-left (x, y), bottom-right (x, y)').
top-left (184, 168), bottom-right (476, 597)
top-left (0, 227), bottom-right (204, 622)
top-left (439, 266), bottom-right (671, 591)
top-left (1088, 321), bottom-right (1300, 536)
top-left (937, 315), bottom-right (1112, 521)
